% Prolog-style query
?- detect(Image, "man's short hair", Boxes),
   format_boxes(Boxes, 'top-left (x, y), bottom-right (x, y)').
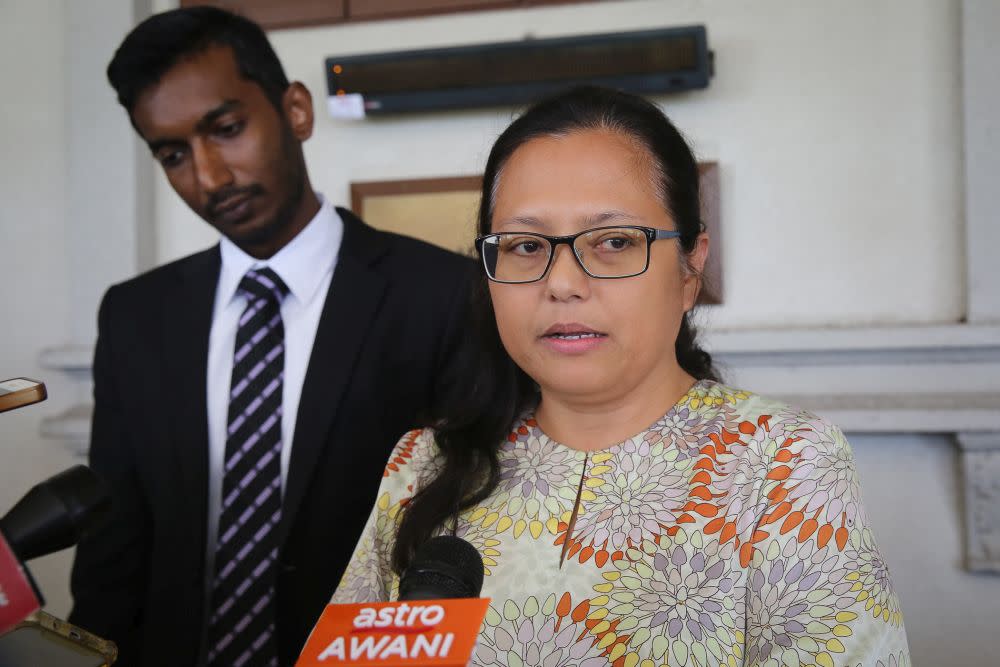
top-left (107, 6), bottom-right (290, 114)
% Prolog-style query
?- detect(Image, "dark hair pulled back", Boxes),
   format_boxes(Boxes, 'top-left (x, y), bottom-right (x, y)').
top-left (392, 85), bottom-right (719, 573)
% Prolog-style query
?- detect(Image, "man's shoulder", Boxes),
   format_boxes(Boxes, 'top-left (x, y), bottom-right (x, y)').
top-left (378, 230), bottom-right (476, 277)
top-left (338, 207), bottom-right (476, 280)
top-left (381, 229), bottom-right (471, 260)
top-left (103, 246), bottom-right (219, 306)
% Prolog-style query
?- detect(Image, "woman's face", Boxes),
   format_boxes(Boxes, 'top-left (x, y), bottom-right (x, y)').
top-left (488, 128), bottom-right (707, 405)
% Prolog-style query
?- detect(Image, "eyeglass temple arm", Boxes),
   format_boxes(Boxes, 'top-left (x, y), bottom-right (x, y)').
top-left (653, 229), bottom-right (683, 240)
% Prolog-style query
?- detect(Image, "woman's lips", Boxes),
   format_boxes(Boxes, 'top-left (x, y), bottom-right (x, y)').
top-left (540, 323), bottom-right (607, 354)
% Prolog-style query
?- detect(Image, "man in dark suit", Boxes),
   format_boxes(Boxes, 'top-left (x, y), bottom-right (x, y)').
top-left (69, 7), bottom-right (475, 666)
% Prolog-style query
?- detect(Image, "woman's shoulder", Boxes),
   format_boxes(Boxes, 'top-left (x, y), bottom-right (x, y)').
top-left (682, 381), bottom-right (873, 566)
top-left (692, 380), bottom-right (850, 452)
top-left (381, 427), bottom-right (445, 487)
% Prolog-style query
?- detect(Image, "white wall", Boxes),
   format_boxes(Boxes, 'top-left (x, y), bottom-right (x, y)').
top-left (0, 0), bottom-right (151, 620)
top-left (847, 434), bottom-right (996, 666)
top-left (65, 0), bottom-right (157, 345)
top-left (154, 0), bottom-right (966, 329)
top-left (0, 0), bottom-right (78, 617)
top-left (963, 0), bottom-right (1000, 323)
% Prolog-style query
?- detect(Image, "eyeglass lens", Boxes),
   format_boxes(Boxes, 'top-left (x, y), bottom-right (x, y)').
top-left (482, 227), bottom-right (649, 282)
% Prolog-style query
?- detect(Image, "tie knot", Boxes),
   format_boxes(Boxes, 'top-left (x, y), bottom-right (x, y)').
top-left (238, 267), bottom-right (289, 303)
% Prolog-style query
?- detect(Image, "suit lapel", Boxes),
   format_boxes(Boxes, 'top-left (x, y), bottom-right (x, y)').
top-left (280, 209), bottom-right (388, 543)
top-left (165, 247), bottom-right (220, 569)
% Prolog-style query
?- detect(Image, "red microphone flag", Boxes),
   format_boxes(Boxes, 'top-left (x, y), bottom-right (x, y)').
top-left (0, 534), bottom-right (42, 636)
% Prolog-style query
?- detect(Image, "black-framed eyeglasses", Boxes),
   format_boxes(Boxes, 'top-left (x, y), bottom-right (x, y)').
top-left (474, 225), bottom-right (682, 284)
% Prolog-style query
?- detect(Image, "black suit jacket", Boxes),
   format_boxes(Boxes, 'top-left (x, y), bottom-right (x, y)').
top-left (69, 209), bottom-right (477, 666)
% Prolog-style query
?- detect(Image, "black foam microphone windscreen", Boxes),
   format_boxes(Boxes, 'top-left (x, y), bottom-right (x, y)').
top-left (398, 535), bottom-right (485, 601)
top-left (0, 465), bottom-right (111, 562)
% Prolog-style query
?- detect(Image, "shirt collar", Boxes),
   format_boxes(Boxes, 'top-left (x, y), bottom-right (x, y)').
top-left (217, 193), bottom-right (342, 307)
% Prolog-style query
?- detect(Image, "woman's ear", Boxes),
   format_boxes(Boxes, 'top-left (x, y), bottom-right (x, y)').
top-left (282, 82), bottom-right (314, 141)
top-left (682, 232), bottom-right (710, 312)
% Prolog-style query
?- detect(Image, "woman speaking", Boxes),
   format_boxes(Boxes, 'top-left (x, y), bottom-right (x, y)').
top-left (329, 86), bottom-right (910, 667)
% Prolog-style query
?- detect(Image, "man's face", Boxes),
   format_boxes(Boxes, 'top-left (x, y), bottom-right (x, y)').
top-left (131, 46), bottom-right (311, 256)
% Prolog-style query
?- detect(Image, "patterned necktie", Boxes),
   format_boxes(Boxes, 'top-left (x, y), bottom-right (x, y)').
top-left (208, 267), bottom-right (289, 667)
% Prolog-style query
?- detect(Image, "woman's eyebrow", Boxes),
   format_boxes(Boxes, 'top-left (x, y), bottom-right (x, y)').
top-left (493, 210), bottom-right (642, 231)
top-left (583, 210), bottom-right (642, 227)
top-left (494, 215), bottom-right (543, 229)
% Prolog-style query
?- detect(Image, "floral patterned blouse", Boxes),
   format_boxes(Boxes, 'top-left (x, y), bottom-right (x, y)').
top-left (331, 381), bottom-right (910, 667)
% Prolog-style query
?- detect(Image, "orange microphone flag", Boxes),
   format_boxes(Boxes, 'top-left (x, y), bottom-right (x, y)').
top-left (296, 598), bottom-right (490, 667)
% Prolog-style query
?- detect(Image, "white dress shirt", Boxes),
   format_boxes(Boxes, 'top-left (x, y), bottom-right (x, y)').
top-left (204, 194), bottom-right (342, 572)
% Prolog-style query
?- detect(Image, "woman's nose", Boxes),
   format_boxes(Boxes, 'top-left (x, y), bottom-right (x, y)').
top-left (544, 243), bottom-right (591, 300)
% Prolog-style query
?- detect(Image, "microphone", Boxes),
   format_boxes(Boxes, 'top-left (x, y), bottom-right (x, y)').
top-left (0, 465), bottom-right (111, 562)
top-left (398, 536), bottom-right (485, 601)
top-left (296, 537), bottom-right (489, 667)
top-left (0, 465), bottom-right (111, 635)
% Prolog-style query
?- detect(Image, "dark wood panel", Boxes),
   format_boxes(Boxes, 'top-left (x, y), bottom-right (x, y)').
top-left (181, 0), bottom-right (598, 30)
top-left (347, 0), bottom-right (520, 21)
top-left (180, 0), bottom-right (347, 30)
